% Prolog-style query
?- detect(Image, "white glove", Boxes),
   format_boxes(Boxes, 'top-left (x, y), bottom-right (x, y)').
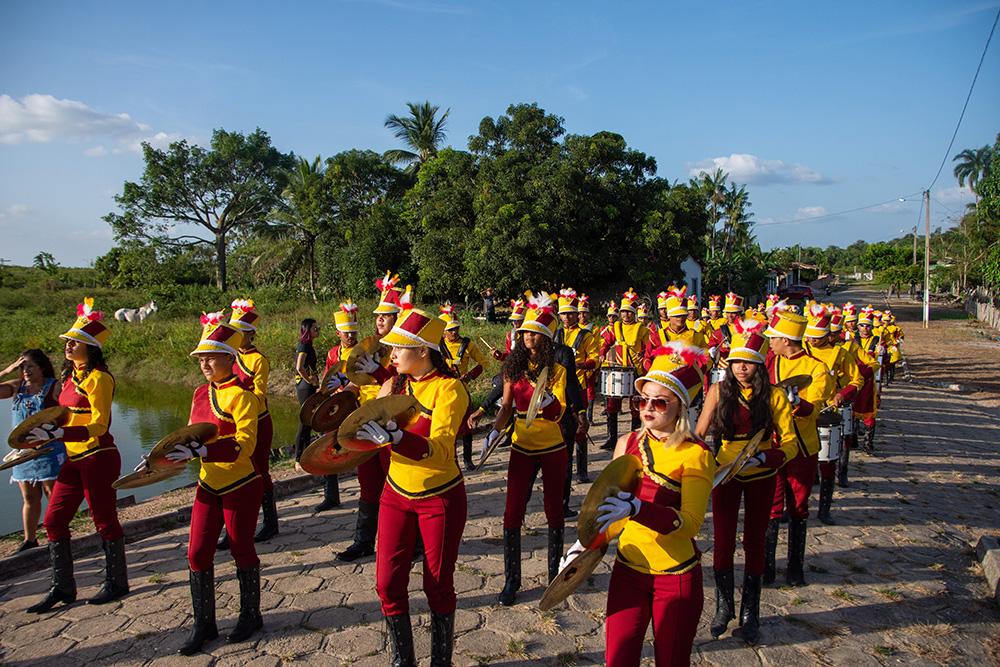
top-left (325, 372), bottom-right (350, 391)
top-left (559, 539), bottom-right (586, 572)
top-left (538, 392), bottom-right (557, 409)
top-left (133, 456), bottom-right (151, 473)
top-left (165, 441), bottom-right (207, 462)
top-left (708, 346), bottom-right (719, 361)
top-left (356, 419), bottom-right (402, 446)
top-left (355, 353), bottom-right (380, 375)
top-left (481, 429), bottom-right (501, 457)
top-left (785, 386), bottom-right (801, 407)
top-left (25, 423), bottom-right (63, 444)
top-left (596, 491), bottom-right (641, 534)
top-left (741, 453), bottom-right (766, 470)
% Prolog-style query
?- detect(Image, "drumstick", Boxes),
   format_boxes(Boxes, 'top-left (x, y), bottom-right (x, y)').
top-left (479, 337), bottom-right (496, 352)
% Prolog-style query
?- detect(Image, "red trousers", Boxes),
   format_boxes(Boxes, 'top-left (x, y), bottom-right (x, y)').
top-left (606, 561), bottom-right (703, 667)
top-left (503, 447), bottom-right (567, 530)
top-left (357, 447), bottom-right (391, 504)
top-left (45, 448), bottom-right (123, 542)
top-left (188, 478), bottom-right (263, 571)
top-left (818, 460), bottom-right (836, 480)
top-left (606, 397), bottom-right (640, 419)
top-left (376, 483), bottom-right (467, 616)
top-left (252, 414), bottom-right (274, 493)
top-left (711, 474), bottom-right (776, 576)
top-left (771, 452), bottom-right (818, 520)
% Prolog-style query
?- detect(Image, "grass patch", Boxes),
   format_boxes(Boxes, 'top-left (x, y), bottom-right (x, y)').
top-left (556, 653), bottom-right (578, 666)
top-left (536, 610), bottom-right (559, 636)
top-left (830, 587), bottom-right (857, 603)
top-left (506, 638), bottom-right (527, 657)
top-left (873, 645), bottom-right (896, 657)
top-left (791, 597), bottom-right (808, 606)
top-left (877, 587), bottom-right (903, 601)
top-left (147, 572), bottom-right (166, 584)
top-left (929, 562), bottom-right (946, 572)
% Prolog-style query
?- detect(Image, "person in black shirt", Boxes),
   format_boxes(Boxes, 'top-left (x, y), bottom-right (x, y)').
top-left (293, 319), bottom-right (320, 463)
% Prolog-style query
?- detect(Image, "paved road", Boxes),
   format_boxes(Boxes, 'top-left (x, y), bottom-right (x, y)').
top-left (1, 290), bottom-right (998, 666)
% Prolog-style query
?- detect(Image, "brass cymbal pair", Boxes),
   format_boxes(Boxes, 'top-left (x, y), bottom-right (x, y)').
top-left (113, 423), bottom-right (218, 490)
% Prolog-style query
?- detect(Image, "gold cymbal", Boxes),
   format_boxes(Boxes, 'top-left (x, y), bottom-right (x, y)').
top-left (147, 423), bottom-right (218, 470)
top-left (0, 445), bottom-right (57, 472)
top-left (713, 429), bottom-right (766, 488)
top-left (8, 406), bottom-right (70, 449)
top-left (299, 390), bottom-right (330, 427)
top-left (538, 546), bottom-right (608, 612)
top-left (344, 335), bottom-right (383, 387)
top-left (113, 465), bottom-right (185, 490)
top-left (310, 392), bottom-right (360, 433)
top-left (525, 366), bottom-right (550, 428)
top-left (577, 454), bottom-right (643, 550)
top-left (776, 374), bottom-right (812, 391)
top-left (338, 395), bottom-right (420, 452)
top-left (300, 431), bottom-right (376, 475)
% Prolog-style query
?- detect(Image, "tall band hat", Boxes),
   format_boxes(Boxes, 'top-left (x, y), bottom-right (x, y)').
top-left (439, 302), bottom-right (461, 331)
top-left (880, 310), bottom-right (892, 323)
top-left (61, 297), bottom-right (110, 348)
top-left (191, 311), bottom-right (244, 356)
top-left (765, 307), bottom-right (807, 341)
top-left (687, 295), bottom-right (699, 312)
top-left (229, 298), bottom-right (258, 333)
top-left (656, 291), bottom-right (670, 311)
top-left (334, 300), bottom-right (360, 333)
top-left (842, 302), bottom-right (858, 323)
top-left (380, 299), bottom-right (444, 351)
top-left (700, 307), bottom-right (710, 319)
top-left (518, 291), bottom-right (559, 339)
top-left (723, 292), bottom-right (744, 314)
top-left (509, 298), bottom-right (527, 322)
top-left (661, 285), bottom-right (688, 318)
top-left (766, 294), bottom-right (780, 307)
top-left (635, 343), bottom-right (708, 407)
top-left (373, 270), bottom-right (403, 314)
top-left (829, 307), bottom-right (844, 333)
top-left (557, 288), bottom-right (579, 315)
top-left (636, 302), bottom-right (651, 320)
top-left (606, 300), bottom-right (618, 317)
top-left (805, 303), bottom-right (831, 338)
top-left (578, 294), bottom-right (591, 313)
top-left (708, 295), bottom-right (723, 313)
top-left (619, 288), bottom-right (639, 313)
top-left (857, 306), bottom-right (875, 326)
top-left (728, 318), bottom-right (769, 364)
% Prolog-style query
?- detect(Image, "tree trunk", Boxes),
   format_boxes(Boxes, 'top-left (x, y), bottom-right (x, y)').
top-left (215, 231), bottom-right (227, 291)
top-left (308, 237), bottom-right (317, 303)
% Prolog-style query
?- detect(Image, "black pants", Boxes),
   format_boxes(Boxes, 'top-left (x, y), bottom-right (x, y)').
top-left (294, 380), bottom-right (317, 461)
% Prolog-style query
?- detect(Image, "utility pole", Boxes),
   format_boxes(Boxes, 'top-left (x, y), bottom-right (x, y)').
top-left (923, 190), bottom-right (931, 328)
top-left (912, 226), bottom-right (917, 265)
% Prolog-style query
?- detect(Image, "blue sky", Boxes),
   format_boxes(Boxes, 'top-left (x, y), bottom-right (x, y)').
top-left (1, 0), bottom-right (998, 266)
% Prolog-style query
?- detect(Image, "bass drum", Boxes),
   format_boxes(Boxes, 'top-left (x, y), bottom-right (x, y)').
top-left (818, 426), bottom-right (842, 462)
top-left (599, 366), bottom-right (636, 398)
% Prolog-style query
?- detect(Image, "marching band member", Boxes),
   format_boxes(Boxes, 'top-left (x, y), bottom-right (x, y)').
top-left (487, 292), bottom-right (569, 605)
top-left (555, 289), bottom-right (599, 483)
top-left (637, 302), bottom-right (654, 328)
top-left (438, 303), bottom-right (487, 471)
top-left (686, 295), bottom-right (705, 333)
top-left (492, 298), bottom-right (527, 363)
top-left (763, 308), bottom-right (833, 587)
top-left (700, 308), bottom-right (713, 333)
top-left (599, 289), bottom-right (649, 450)
top-left (696, 321), bottom-right (796, 645)
top-left (706, 292), bottom-right (744, 362)
top-left (655, 291), bottom-right (670, 330)
top-left (599, 347), bottom-right (716, 666)
top-left (173, 313), bottom-right (263, 654)
top-left (578, 294), bottom-right (594, 332)
top-left (645, 286), bottom-right (708, 363)
top-left (708, 295), bottom-right (725, 331)
top-left (829, 308), bottom-right (856, 486)
top-left (803, 305), bottom-right (863, 524)
top-left (578, 294), bottom-right (598, 422)
top-left (26, 298), bottom-right (129, 614)
top-left (880, 311), bottom-right (901, 385)
top-left (850, 306), bottom-right (882, 454)
top-left (357, 307), bottom-right (469, 667)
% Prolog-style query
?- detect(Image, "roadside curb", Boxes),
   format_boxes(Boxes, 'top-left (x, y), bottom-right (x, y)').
top-left (976, 535), bottom-right (1000, 605)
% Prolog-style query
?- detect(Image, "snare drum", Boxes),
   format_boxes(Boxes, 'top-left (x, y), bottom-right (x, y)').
top-left (599, 366), bottom-right (636, 398)
top-left (710, 368), bottom-right (727, 384)
top-left (818, 426), bottom-right (842, 462)
top-left (839, 404), bottom-right (854, 436)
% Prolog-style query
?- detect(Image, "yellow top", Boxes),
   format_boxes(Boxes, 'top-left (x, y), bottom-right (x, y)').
top-left (60, 367), bottom-right (115, 460)
top-left (560, 325), bottom-right (600, 388)
top-left (608, 321), bottom-right (649, 370)
top-left (805, 341), bottom-right (863, 401)
top-left (358, 336), bottom-right (394, 404)
top-left (716, 386), bottom-right (797, 481)
top-left (771, 351), bottom-right (834, 457)
top-left (616, 435), bottom-right (716, 575)
top-left (442, 337), bottom-right (487, 377)
top-left (193, 378), bottom-right (259, 495)
top-left (512, 362), bottom-right (568, 454)
top-left (235, 347), bottom-right (270, 415)
top-left (657, 325), bottom-right (708, 349)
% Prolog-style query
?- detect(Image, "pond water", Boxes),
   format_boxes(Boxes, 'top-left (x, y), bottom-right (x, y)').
top-left (0, 381), bottom-right (303, 537)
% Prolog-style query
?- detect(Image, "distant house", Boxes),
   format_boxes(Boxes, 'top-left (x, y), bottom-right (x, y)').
top-left (680, 255), bottom-right (703, 300)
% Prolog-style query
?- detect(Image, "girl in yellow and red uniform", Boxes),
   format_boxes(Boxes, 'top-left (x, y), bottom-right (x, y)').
top-left (350, 307), bottom-right (469, 667)
top-left (599, 289), bottom-right (650, 449)
top-left (171, 313), bottom-right (263, 655)
top-left (488, 292), bottom-right (569, 606)
top-left (695, 322), bottom-right (797, 645)
top-left (439, 303), bottom-right (487, 471)
top-left (587, 347), bottom-right (715, 666)
top-left (26, 297), bottom-right (129, 613)
top-left (848, 306), bottom-right (881, 453)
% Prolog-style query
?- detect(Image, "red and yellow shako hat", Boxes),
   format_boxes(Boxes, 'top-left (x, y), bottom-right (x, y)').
top-left (557, 288), bottom-right (578, 314)
top-left (687, 295), bottom-right (699, 312)
top-left (881, 310), bottom-right (892, 323)
top-left (858, 306), bottom-right (876, 325)
top-left (606, 300), bottom-right (618, 317)
top-left (334, 300), bottom-right (359, 333)
top-left (765, 305), bottom-right (807, 341)
top-left (578, 294), bottom-right (591, 313)
top-left (842, 302), bottom-right (858, 322)
top-left (724, 292), bottom-right (744, 314)
top-left (374, 270), bottom-right (403, 314)
top-left (228, 298), bottom-right (258, 332)
top-left (708, 295), bottom-right (722, 313)
top-left (61, 297), bottom-right (110, 348)
top-left (509, 298), bottom-right (527, 322)
top-left (805, 303), bottom-right (831, 338)
top-left (656, 291), bottom-right (670, 311)
top-left (438, 302), bottom-right (460, 331)
top-left (701, 307), bottom-right (710, 319)
top-left (518, 291), bottom-right (559, 339)
top-left (636, 343), bottom-right (708, 407)
top-left (636, 302), bottom-right (651, 320)
top-left (191, 311), bottom-right (244, 356)
top-left (829, 307), bottom-right (844, 333)
top-left (767, 294), bottom-right (780, 308)
top-left (728, 318), bottom-right (769, 364)
top-left (620, 288), bottom-right (639, 313)
top-left (663, 285), bottom-right (688, 318)
top-left (381, 301), bottom-right (444, 352)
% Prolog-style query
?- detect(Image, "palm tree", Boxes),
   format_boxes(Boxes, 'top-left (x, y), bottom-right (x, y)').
top-left (698, 168), bottom-right (728, 258)
top-left (268, 156), bottom-right (330, 300)
top-left (383, 101), bottom-right (450, 172)
top-left (952, 145), bottom-right (993, 196)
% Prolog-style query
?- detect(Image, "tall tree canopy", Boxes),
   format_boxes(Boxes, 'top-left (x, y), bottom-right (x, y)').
top-left (383, 101), bottom-right (450, 172)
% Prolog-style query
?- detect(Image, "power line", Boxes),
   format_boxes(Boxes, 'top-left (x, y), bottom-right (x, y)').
top-left (926, 6), bottom-right (1000, 190)
top-left (756, 191), bottom-right (924, 226)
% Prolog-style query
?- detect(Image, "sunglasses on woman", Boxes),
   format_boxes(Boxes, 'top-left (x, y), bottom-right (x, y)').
top-left (633, 395), bottom-right (673, 413)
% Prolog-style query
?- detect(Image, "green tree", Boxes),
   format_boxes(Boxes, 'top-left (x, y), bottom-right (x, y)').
top-left (952, 145), bottom-right (993, 194)
top-left (697, 168), bottom-right (728, 259)
top-left (267, 156), bottom-right (330, 300)
top-left (32, 251), bottom-right (58, 275)
top-left (383, 101), bottom-right (450, 173)
top-left (104, 128), bottom-right (294, 290)
top-left (861, 242), bottom-right (910, 271)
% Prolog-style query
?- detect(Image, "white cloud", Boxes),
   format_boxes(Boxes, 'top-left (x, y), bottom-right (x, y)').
top-left (934, 184), bottom-right (976, 207)
top-left (871, 201), bottom-right (909, 214)
top-left (84, 145), bottom-right (109, 157)
top-left (794, 206), bottom-right (828, 220)
top-left (0, 203), bottom-right (30, 219)
top-left (688, 153), bottom-right (833, 186)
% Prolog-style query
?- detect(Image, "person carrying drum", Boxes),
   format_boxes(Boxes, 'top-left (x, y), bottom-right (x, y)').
top-left (599, 289), bottom-right (649, 450)
top-left (686, 295), bottom-right (707, 334)
top-left (762, 307), bottom-right (833, 587)
top-left (848, 306), bottom-right (882, 454)
top-left (829, 308), bottom-right (864, 487)
top-left (577, 293), bottom-right (598, 421)
top-left (645, 286), bottom-right (708, 366)
top-left (707, 292), bottom-right (745, 363)
top-left (708, 295), bottom-right (725, 331)
top-left (696, 319), bottom-right (797, 645)
top-left (803, 304), bottom-right (863, 524)
top-left (486, 292), bottom-right (569, 606)
top-left (438, 303), bottom-right (487, 471)
top-left (352, 306), bottom-right (469, 667)
top-left (554, 289), bottom-right (599, 483)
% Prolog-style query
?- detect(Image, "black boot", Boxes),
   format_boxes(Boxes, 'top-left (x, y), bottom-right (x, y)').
top-left (498, 528), bottom-right (521, 606)
top-left (739, 573), bottom-right (762, 645)
top-left (786, 518), bottom-right (808, 587)
top-left (763, 519), bottom-right (779, 585)
top-left (179, 569), bottom-right (218, 655)
top-left (254, 490), bottom-right (279, 542)
top-left (385, 614), bottom-right (416, 667)
top-left (710, 568), bottom-right (735, 638)
top-left (576, 437), bottom-right (590, 483)
top-left (315, 475), bottom-right (341, 512)
top-left (89, 537), bottom-right (129, 605)
top-left (837, 440), bottom-right (851, 488)
top-left (817, 478), bottom-right (835, 525)
top-left (562, 458), bottom-right (577, 519)
top-left (586, 400), bottom-right (594, 424)
top-left (462, 433), bottom-right (474, 472)
top-left (430, 612), bottom-right (455, 667)
top-left (601, 413), bottom-right (618, 451)
top-left (337, 500), bottom-right (377, 561)
top-left (547, 527), bottom-right (564, 583)
top-left (217, 529), bottom-right (230, 551)
top-left (27, 539), bottom-right (76, 613)
top-left (862, 424), bottom-right (876, 454)
top-left (227, 565), bottom-right (263, 643)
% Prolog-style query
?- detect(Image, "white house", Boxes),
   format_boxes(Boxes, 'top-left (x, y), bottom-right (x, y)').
top-left (680, 254), bottom-right (703, 300)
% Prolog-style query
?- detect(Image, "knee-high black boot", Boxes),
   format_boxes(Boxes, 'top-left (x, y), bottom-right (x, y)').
top-left (386, 614), bottom-right (416, 667)
top-left (837, 439), bottom-right (851, 488)
top-left (315, 475), bottom-right (340, 512)
top-left (601, 413), bottom-right (618, 451)
top-left (89, 537), bottom-right (129, 605)
top-left (763, 519), bottom-right (779, 585)
top-left (27, 539), bottom-right (76, 613)
top-left (710, 568), bottom-right (735, 638)
top-left (462, 433), bottom-right (474, 471)
top-left (179, 569), bottom-right (218, 655)
top-left (786, 518), bottom-right (808, 587)
top-left (498, 528), bottom-right (521, 606)
top-left (228, 565), bottom-right (263, 642)
top-left (817, 478), bottom-right (835, 525)
top-left (562, 454), bottom-right (577, 519)
top-left (254, 490), bottom-right (279, 542)
top-left (575, 436), bottom-right (590, 483)
top-left (337, 500), bottom-right (377, 561)
top-left (430, 612), bottom-right (455, 667)
top-left (739, 573), bottom-right (762, 645)
top-left (547, 527), bottom-right (564, 583)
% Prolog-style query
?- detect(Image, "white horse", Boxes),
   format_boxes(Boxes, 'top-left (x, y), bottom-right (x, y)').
top-left (114, 300), bottom-right (158, 323)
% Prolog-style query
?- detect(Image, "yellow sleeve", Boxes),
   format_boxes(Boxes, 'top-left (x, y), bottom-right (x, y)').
top-left (229, 389), bottom-right (259, 459)
top-left (674, 446), bottom-right (715, 539)
top-left (468, 340), bottom-right (487, 368)
top-left (583, 331), bottom-right (601, 368)
top-left (842, 348), bottom-right (864, 392)
top-left (424, 378), bottom-right (470, 465)
top-left (82, 371), bottom-right (114, 438)
top-left (769, 387), bottom-right (798, 462)
top-left (545, 364), bottom-right (568, 422)
top-left (805, 359), bottom-right (835, 405)
top-left (251, 355), bottom-right (269, 403)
